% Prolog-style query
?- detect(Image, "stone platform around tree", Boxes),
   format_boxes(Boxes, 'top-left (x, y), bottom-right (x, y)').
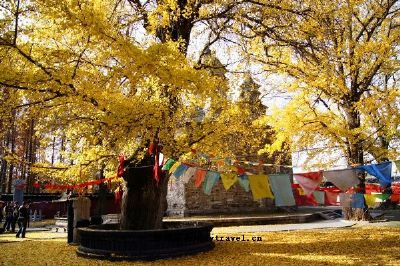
top-left (164, 212), bottom-right (321, 227)
top-left (99, 206), bottom-right (344, 228)
top-left (76, 222), bottom-right (215, 260)
top-left (164, 206), bottom-right (342, 227)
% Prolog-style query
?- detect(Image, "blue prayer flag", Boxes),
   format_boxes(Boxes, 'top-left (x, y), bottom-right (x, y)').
top-left (202, 171), bottom-right (220, 195)
top-left (351, 193), bottom-right (365, 208)
top-left (173, 164), bottom-right (189, 179)
top-left (238, 174), bottom-right (250, 192)
top-left (357, 161), bottom-right (392, 187)
top-left (269, 174), bottom-right (296, 206)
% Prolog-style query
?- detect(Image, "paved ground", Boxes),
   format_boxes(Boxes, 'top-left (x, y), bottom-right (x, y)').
top-left (211, 207), bottom-right (400, 233)
top-left (212, 219), bottom-right (357, 234)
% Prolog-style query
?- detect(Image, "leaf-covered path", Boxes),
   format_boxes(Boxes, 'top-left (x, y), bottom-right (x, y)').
top-left (0, 226), bottom-right (399, 265)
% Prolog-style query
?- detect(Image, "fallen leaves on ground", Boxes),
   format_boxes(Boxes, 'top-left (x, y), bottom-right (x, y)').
top-left (0, 227), bottom-right (399, 265)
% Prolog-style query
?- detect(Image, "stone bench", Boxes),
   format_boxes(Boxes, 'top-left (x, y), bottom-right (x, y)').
top-left (101, 214), bottom-right (120, 224)
top-left (54, 217), bottom-right (68, 232)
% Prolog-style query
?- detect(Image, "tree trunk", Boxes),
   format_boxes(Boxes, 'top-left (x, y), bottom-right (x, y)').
top-left (0, 156), bottom-right (7, 193)
top-left (120, 156), bottom-right (169, 230)
top-left (7, 118), bottom-right (16, 194)
top-left (96, 165), bottom-right (107, 217)
top-left (7, 164), bottom-right (14, 194)
top-left (26, 119), bottom-right (35, 193)
top-left (343, 105), bottom-right (370, 221)
top-left (342, 206), bottom-right (370, 221)
top-left (0, 136), bottom-right (7, 193)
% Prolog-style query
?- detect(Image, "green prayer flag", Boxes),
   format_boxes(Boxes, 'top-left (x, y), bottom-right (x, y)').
top-left (162, 159), bottom-right (176, 171)
top-left (375, 193), bottom-right (390, 201)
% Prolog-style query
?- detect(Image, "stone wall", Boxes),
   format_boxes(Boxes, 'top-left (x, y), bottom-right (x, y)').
top-left (184, 179), bottom-right (274, 215)
top-left (166, 176), bottom-right (274, 217)
top-left (166, 178), bottom-right (186, 216)
top-left (166, 165), bottom-right (293, 216)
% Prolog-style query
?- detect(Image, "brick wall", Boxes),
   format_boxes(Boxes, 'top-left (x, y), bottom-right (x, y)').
top-left (166, 165), bottom-right (293, 216)
top-left (167, 177), bottom-right (275, 216)
top-left (184, 179), bottom-right (274, 215)
top-left (166, 178), bottom-right (186, 216)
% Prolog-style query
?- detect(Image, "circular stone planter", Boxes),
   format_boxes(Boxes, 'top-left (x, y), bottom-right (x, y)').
top-left (76, 222), bottom-right (214, 260)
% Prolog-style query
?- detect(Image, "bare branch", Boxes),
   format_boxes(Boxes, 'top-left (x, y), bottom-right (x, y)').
top-left (13, 0), bottom-right (20, 45)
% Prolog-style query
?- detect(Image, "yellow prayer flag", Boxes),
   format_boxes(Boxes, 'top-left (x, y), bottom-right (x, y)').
top-left (364, 194), bottom-right (377, 208)
top-left (220, 173), bottom-right (237, 191)
top-left (248, 175), bottom-right (274, 200)
top-left (169, 162), bottom-right (181, 174)
top-left (228, 165), bottom-right (237, 171)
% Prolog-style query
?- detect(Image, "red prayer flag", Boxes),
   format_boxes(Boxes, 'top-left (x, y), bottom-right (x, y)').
top-left (295, 171), bottom-right (323, 180)
top-left (194, 169), bottom-right (207, 188)
top-left (291, 183), bottom-right (301, 189)
top-left (293, 171), bottom-right (323, 195)
top-left (365, 183), bottom-right (382, 193)
top-left (325, 191), bottom-right (340, 205)
top-left (391, 194), bottom-right (400, 203)
top-left (154, 151), bottom-right (160, 184)
top-left (305, 193), bottom-right (318, 206)
top-left (236, 167), bottom-right (246, 175)
top-left (392, 183), bottom-right (400, 194)
top-left (117, 154), bottom-right (125, 177)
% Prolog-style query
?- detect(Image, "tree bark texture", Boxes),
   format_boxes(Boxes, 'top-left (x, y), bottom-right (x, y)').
top-left (120, 156), bottom-right (169, 230)
top-left (342, 207), bottom-right (370, 221)
top-left (343, 169), bottom-right (371, 221)
top-left (342, 105), bottom-right (371, 221)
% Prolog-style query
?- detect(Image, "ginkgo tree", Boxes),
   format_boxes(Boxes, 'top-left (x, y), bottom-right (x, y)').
top-left (237, 0), bottom-right (400, 164)
top-left (0, 0), bottom-right (277, 229)
top-left (235, 0), bottom-right (400, 219)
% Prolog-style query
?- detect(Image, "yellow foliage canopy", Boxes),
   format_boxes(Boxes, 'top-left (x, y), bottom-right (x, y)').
top-left (0, 0), bottom-right (267, 182)
top-left (240, 0), bottom-right (400, 165)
